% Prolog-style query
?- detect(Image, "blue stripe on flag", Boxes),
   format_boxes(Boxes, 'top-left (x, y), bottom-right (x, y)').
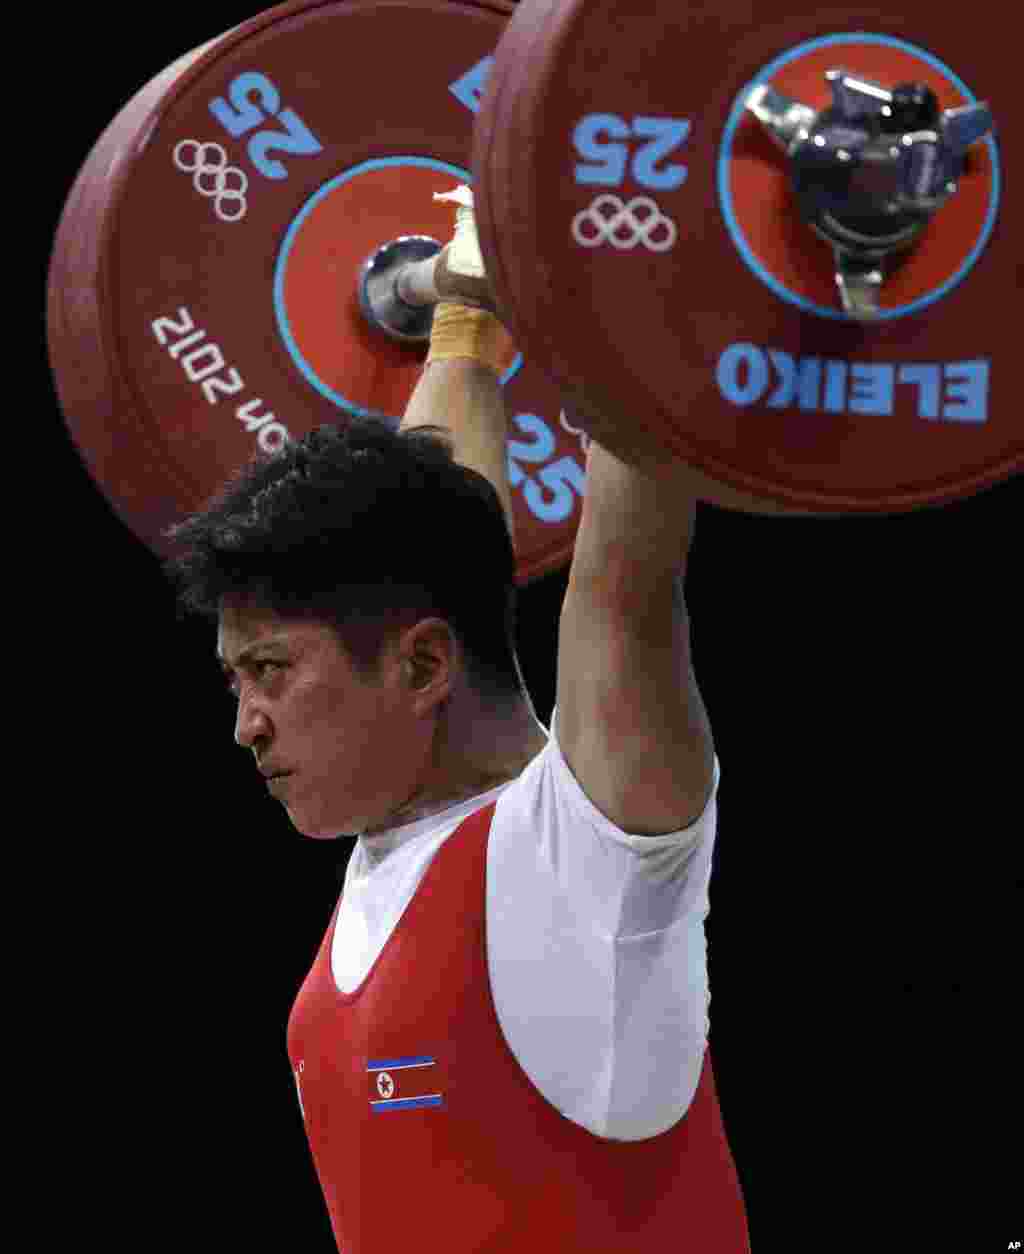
top-left (371, 1096), bottom-right (444, 1112)
top-left (367, 1056), bottom-right (435, 1071)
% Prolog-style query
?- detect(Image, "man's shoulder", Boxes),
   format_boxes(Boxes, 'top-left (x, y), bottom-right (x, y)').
top-left (494, 707), bottom-right (720, 850)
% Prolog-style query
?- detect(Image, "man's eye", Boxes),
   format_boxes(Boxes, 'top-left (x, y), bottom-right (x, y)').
top-left (223, 660), bottom-right (283, 697)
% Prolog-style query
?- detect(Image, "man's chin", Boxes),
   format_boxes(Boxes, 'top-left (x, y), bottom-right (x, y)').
top-left (288, 806), bottom-right (361, 842)
top-left (298, 825), bottom-right (357, 842)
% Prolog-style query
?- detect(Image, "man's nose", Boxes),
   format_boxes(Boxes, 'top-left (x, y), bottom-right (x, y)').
top-left (235, 691), bottom-right (272, 749)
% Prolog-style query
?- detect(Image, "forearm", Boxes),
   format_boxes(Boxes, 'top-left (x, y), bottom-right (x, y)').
top-left (400, 357), bottom-right (514, 540)
top-left (569, 438), bottom-right (697, 609)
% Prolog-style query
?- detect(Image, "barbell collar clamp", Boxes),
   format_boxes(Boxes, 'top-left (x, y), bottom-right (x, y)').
top-left (357, 235), bottom-right (443, 343)
top-left (834, 251), bottom-right (884, 318)
top-left (745, 68), bottom-right (995, 320)
top-left (745, 83), bottom-right (817, 152)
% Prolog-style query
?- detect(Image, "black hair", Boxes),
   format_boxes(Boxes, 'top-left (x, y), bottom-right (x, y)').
top-left (163, 419), bottom-right (523, 704)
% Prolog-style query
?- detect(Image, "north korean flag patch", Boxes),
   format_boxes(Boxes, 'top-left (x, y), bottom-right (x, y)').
top-left (367, 1055), bottom-right (444, 1112)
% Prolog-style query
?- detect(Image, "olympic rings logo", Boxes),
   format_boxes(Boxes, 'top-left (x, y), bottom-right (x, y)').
top-left (173, 140), bottom-right (249, 223)
top-left (571, 194), bottom-right (678, 252)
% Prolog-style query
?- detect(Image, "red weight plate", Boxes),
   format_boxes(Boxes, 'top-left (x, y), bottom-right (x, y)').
top-left (48, 0), bottom-right (586, 584)
top-left (473, 0), bottom-right (1020, 513)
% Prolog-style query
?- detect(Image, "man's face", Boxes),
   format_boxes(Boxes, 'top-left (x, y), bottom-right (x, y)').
top-left (217, 602), bottom-right (440, 839)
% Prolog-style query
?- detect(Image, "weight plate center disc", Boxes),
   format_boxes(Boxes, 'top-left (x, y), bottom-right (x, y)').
top-left (274, 156), bottom-right (522, 419)
top-left (719, 34), bottom-right (999, 322)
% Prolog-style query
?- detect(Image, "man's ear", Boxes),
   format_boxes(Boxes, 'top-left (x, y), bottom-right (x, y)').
top-left (405, 655), bottom-right (432, 690)
top-left (400, 618), bottom-right (458, 696)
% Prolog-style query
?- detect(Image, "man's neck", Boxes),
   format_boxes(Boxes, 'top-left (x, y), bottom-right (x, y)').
top-left (365, 693), bottom-right (548, 838)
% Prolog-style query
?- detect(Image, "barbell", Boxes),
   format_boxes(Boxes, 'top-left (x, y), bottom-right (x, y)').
top-left (47, 0), bottom-right (1020, 584)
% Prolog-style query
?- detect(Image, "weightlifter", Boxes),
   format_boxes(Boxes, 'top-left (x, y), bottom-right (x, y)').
top-left (166, 191), bottom-right (750, 1252)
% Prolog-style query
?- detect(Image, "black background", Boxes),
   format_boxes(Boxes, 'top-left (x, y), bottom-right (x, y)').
top-left (39, 5), bottom-right (1018, 1249)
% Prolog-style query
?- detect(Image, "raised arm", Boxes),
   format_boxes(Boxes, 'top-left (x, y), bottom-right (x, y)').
top-left (402, 334), bottom-right (716, 836)
top-left (556, 440), bottom-right (715, 835)
top-left (398, 187), bottom-right (518, 539)
top-left (400, 355), bottom-right (515, 540)
top-left (394, 192), bottom-right (714, 836)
